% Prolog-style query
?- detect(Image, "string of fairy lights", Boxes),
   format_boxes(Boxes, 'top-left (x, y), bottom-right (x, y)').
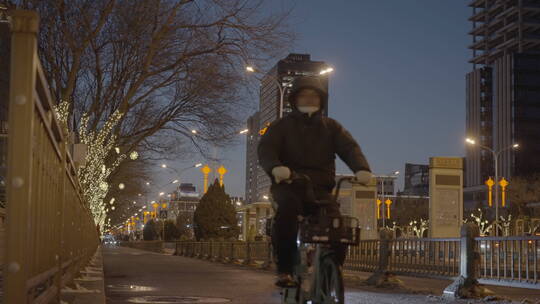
top-left (54, 100), bottom-right (139, 232)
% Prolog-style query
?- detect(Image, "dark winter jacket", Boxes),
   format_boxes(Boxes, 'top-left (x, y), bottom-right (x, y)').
top-left (257, 77), bottom-right (371, 189)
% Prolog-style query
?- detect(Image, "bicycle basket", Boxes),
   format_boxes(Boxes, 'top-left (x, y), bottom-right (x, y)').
top-left (299, 215), bottom-right (360, 245)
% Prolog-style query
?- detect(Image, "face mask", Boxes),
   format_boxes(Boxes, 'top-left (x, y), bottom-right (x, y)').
top-left (297, 106), bottom-right (319, 116)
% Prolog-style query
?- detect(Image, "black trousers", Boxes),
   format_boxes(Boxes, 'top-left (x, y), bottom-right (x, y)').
top-left (270, 182), bottom-right (347, 274)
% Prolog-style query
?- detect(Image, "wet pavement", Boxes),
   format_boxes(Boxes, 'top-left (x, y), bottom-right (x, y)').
top-left (103, 245), bottom-right (539, 304)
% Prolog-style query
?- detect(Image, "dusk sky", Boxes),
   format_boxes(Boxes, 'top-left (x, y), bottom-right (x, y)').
top-left (161, 1), bottom-right (472, 198)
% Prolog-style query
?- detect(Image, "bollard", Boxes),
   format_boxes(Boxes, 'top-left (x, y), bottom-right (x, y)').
top-left (366, 228), bottom-right (397, 286)
top-left (244, 242), bottom-right (252, 265)
top-left (443, 223), bottom-right (493, 299)
top-left (261, 241), bottom-right (272, 269)
top-left (230, 242), bottom-right (235, 263)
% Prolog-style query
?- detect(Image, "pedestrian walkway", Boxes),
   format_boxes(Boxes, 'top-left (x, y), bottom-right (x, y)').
top-left (103, 245), bottom-right (539, 303)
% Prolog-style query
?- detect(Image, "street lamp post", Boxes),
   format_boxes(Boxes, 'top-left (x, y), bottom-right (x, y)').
top-left (247, 66), bottom-right (286, 118)
top-left (466, 138), bottom-right (519, 236)
top-left (246, 65), bottom-right (334, 119)
top-left (160, 163), bottom-right (202, 189)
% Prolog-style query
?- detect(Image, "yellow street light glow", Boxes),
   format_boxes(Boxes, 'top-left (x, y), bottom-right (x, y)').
top-left (319, 67), bottom-right (334, 75)
top-left (465, 138), bottom-right (476, 145)
top-left (195, 163), bottom-right (202, 167)
top-left (513, 143), bottom-right (519, 148)
top-left (263, 195), bottom-right (269, 200)
top-left (246, 66), bottom-right (255, 72)
top-left (161, 164), bottom-right (167, 168)
top-left (239, 129), bottom-right (249, 134)
top-left (191, 129), bottom-right (197, 134)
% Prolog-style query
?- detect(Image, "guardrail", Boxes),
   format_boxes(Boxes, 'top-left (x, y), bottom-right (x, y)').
top-left (176, 241), bottom-right (272, 267)
top-left (4, 10), bottom-right (99, 303)
top-left (0, 207), bottom-right (5, 270)
top-left (175, 230), bottom-right (540, 290)
top-left (477, 236), bottom-right (540, 288)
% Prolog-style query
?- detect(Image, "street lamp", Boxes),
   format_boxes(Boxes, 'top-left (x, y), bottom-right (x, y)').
top-left (377, 171), bottom-right (400, 228)
top-left (161, 163), bottom-right (203, 186)
top-left (465, 137), bottom-right (519, 235)
top-left (319, 67), bottom-right (334, 75)
top-left (239, 129), bottom-right (249, 134)
top-left (152, 202), bottom-right (159, 219)
top-left (246, 65), bottom-right (334, 119)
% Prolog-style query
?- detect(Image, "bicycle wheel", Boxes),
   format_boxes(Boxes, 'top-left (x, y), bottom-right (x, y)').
top-left (316, 254), bottom-right (344, 304)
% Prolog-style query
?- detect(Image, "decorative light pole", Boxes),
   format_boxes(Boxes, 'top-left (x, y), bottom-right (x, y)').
top-left (466, 138), bottom-right (519, 236)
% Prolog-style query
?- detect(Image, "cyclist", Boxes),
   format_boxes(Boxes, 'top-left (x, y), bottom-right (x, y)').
top-left (257, 76), bottom-right (372, 287)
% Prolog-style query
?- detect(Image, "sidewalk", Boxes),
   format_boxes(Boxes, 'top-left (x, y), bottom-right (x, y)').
top-left (118, 244), bottom-right (540, 303)
top-left (343, 271), bottom-right (540, 303)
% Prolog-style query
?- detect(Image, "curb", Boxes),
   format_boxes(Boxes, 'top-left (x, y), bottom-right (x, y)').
top-left (60, 246), bottom-right (106, 304)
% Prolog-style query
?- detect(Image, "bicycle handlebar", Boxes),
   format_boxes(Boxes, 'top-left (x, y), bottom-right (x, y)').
top-left (285, 172), bottom-right (363, 202)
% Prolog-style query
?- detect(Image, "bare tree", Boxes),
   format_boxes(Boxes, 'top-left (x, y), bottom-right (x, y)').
top-left (20, 0), bottom-right (292, 150)
top-left (12, 0), bottom-right (294, 227)
top-left (104, 156), bottom-right (154, 224)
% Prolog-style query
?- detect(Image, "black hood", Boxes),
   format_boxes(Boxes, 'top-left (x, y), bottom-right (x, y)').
top-left (288, 76), bottom-right (328, 112)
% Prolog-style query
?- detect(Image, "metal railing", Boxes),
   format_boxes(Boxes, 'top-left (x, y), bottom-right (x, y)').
top-left (477, 236), bottom-right (540, 288)
top-left (345, 239), bottom-right (379, 273)
top-left (4, 10), bottom-right (99, 303)
top-left (176, 241), bottom-right (272, 266)
top-left (0, 207), bottom-right (5, 270)
top-left (175, 233), bottom-right (540, 290)
top-left (388, 238), bottom-right (460, 278)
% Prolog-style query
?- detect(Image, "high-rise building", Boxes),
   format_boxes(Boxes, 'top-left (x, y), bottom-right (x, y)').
top-left (402, 163), bottom-right (429, 197)
top-left (244, 112), bottom-right (260, 205)
top-left (376, 176), bottom-right (396, 197)
top-left (244, 53), bottom-right (330, 204)
top-left (465, 1), bottom-right (540, 193)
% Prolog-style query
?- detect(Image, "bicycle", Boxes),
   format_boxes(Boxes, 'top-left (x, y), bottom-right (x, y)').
top-left (268, 174), bottom-right (361, 304)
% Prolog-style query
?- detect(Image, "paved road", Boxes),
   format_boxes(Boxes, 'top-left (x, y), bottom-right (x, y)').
top-left (103, 245), bottom-right (535, 303)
